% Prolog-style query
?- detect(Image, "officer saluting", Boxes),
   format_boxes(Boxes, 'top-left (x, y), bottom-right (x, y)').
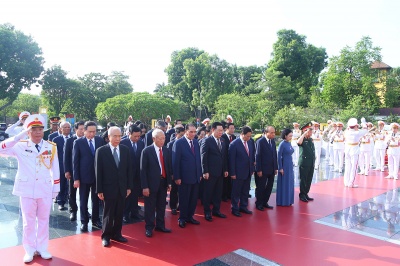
top-left (0, 114), bottom-right (60, 263)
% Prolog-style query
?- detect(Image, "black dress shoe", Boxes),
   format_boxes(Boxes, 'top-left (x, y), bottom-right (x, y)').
top-left (171, 209), bottom-right (178, 215)
top-left (102, 238), bottom-right (110, 247)
top-left (145, 230), bottom-right (153, 237)
top-left (239, 208), bottom-right (253, 214)
top-left (248, 194), bottom-right (252, 198)
top-left (112, 236), bottom-right (128, 243)
top-left (205, 214), bottom-right (213, 222)
top-left (87, 212), bottom-right (92, 219)
top-left (256, 205), bottom-right (265, 211)
top-left (231, 211), bottom-right (242, 217)
top-left (70, 212), bottom-right (77, 221)
top-left (212, 212), bottom-right (227, 218)
top-left (123, 217), bottom-right (131, 224)
top-left (263, 203), bottom-right (274, 209)
top-left (58, 205), bottom-right (67, 211)
top-left (187, 218), bottom-right (200, 225)
top-left (92, 220), bottom-right (103, 228)
top-left (306, 195), bottom-right (314, 201)
top-left (178, 220), bottom-right (186, 228)
top-left (80, 224), bottom-right (88, 232)
top-left (155, 227), bottom-right (172, 233)
top-left (299, 196), bottom-right (308, 202)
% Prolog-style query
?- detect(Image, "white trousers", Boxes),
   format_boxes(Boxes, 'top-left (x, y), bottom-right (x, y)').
top-left (333, 149), bottom-right (344, 170)
top-left (344, 152), bottom-right (359, 186)
top-left (314, 144), bottom-right (321, 168)
top-left (292, 145), bottom-right (299, 166)
top-left (374, 148), bottom-right (386, 171)
top-left (329, 145), bottom-right (334, 165)
top-left (359, 151), bottom-right (371, 174)
top-left (20, 197), bottom-right (52, 255)
top-left (387, 154), bottom-right (400, 179)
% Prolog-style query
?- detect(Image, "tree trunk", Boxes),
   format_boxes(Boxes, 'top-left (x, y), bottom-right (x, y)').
top-left (0, 101), bottom-right (12, 112)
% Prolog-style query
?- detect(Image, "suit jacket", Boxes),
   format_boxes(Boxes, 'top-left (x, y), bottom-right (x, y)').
top-left (145, 129), bottom-right (154, 147)
top-left (228, 138), bottom-right (255, 179)
top-left (95, 144), bottom-right (133, 199)
top-left (255, 137), bottom-right (278, 174)
top-left (166, 128), bottom-right (175, 143)
top-left (172, 137), bottom-right (202, 184)
top-left (73, 136), bottom-right (104, 184)
top-left (53, 134), bottom-right (71, 174)
top-left (49, 131), bottom-right (61, 141)
top-left (140, 144), bottom-right (172, 192)
top-left (200, 136), bottom-right (228, 177)
top-left (63, 135), bottom-right (77, 176)
top-left (120, 138), bottom-right (144, 178)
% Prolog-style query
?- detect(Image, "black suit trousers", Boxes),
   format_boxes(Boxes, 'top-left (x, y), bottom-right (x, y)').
top-left (169, 181), bottom-right (179, 209)
top-left (178, 183), bottom-right (199, 221)
top-left (101, 194), bottom-right (125, 240)
top-left (123, 175), bottom-right (141, 218)
top-left (57, 172), bottom-right (68, 205)
top-left (231, 176), bottom-right (251, 211)
top-left (79, 182), bottom-right (100, 224)
top-left (299, 165), bottom-right (314, 197)
top-left (68, 177), bottom-right (78, 212)
top-left (222, 176), bottom-right (232, 200)
top-left (255, 173), bottom-right (275, 206)
top-left (144, 178), bottom-right (168, 231)
top-left (202, 175), bottom-right (223, 214)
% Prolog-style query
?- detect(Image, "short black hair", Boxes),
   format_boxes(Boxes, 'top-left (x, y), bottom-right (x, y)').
top-left (174, 119), bottom-right (182, 124)
top-left (241, 126), bottom-right (252, 135)
top-left (175, 127), bottom-right (185, 134)
top-left (84, 121), bottom-right (97, 130)
top-left (128, 124), bottom-right (141, 134)
top-left (197, 126), bottom-right (206, 136)
top-left (138, 123), bottom-right (147, 130)
top-left (226, 123), bottom-right (234, 130)
top-left (185, 124), bottom-right (196, 130)
top-left (156, 120), bottom-right (167, 128)
top-left (107, 122), bottom-right (116, 128)
top-left (134, 120), bottom-right (142, 126)
top-left (212, 122), bottom-right (223, 130)
top-left (74, 120), bottom-right (85, 130)
top-left (280, 128), bottom-right (293, 139)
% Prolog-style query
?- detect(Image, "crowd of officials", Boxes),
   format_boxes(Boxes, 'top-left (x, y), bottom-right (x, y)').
top-left (5, 110), bottom-right (397, 263)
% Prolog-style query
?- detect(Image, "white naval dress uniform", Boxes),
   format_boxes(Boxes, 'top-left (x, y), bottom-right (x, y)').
top-left (312, 129), bottom-right (322, 169)
top-left (5, 121), bottom-right (25, 137)
top-left (358, 134), bottom-right (373, 175)
top-left (291, 129), bottom-right (301, 166)
top-left (343, 129), bottom-right (367, 187)
top-left (374, 129), bottom-right (388, 171)
top-left (385, 132), bottom-right (400, 180)
top-left (327, 129), bottom-right (336, 166)
top-left (332, 130), bottom-right (345, 172)
top-left (0, 133), bottom-right (60, 256)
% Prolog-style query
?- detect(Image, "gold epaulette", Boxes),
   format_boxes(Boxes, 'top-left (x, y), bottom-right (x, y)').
top-left (47, 140), bottom-right (56, 146)
top-left (20, 140), bottom-right (28, 142)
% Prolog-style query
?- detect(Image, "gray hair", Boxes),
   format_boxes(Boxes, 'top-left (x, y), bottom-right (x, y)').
top-left (152, 128), bottom-right (164, 138)
top-left (108, 126), bottom-right (121, 136)
top-left (60, 121), bottom-right (71, 128)
top-left (156, 120), bottom-right (167, 128)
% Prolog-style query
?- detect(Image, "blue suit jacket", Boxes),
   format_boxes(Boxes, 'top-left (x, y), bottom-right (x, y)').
top-left (49, 131), bottom-right (61, 141)
top-left (53, 134), bottom-right (71, 174)
top-left (172, 137), bottom-right (202, 184)
top-left (73, 136), bottom-right (104, 184)
top-left (63, 135), bottom-right (77, 176)
top-left (120, 138), bottom-right (144, 178)
top-left (228, 138), bottom-right (255, 179)
top-left (255, 137), bottom-right (278, 175)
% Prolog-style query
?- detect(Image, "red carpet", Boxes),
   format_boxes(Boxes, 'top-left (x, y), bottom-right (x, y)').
top-left (1, 170), bottom-right (400, 265)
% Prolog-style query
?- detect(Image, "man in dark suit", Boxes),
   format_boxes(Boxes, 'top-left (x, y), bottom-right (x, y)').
top-left (172, 124), bottom-right (202, 228)
top-left (53, 121), bottom-right (72, 211)
top-left (64, 120), bottom-right (85, 221)
top-left (96, 127), bottom-right (133, 247)
top-left (141, 129), bottom-right (172, 237)
top-left (166, 119), bottom-right (182, 143)
top-left (120, 124), bottom-right (145, 222)
top-left (221, 123), bottom-right (236, 201)
top-left (145, 120), bottom-right (167, 147)
top-left (200, 122), bottom-right (228, 221)
top-left (255, 126), bottom-right (278, 211)
top-left (73, 121), bottom-right (105, 232)
top-left (166, 125), bottom-right (185, 215)
top-left (229, 126), bottom-right (254, 217)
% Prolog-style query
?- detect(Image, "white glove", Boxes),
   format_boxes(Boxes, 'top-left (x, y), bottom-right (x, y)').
top-left (14, 128), bottom-right (30, 142)
top-left (52, 192), bottom-right (59, 199)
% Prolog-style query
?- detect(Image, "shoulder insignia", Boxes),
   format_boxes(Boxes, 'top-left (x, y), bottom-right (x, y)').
top-left (47, 140), bottom-right (56, 146)
top-left (20, 140), bottom-right (28, 142)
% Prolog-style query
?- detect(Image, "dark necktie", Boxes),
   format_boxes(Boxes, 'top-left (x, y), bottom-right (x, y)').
top-left (89, 139), bottom-right (95, 156)
top-left (244, 141), bottom-right (249, 156)
top-left (35, 144), bottom-right (40, 152)
top-left (217, 138), bottom-right (222, 152)
top-left (268, 139), bottom-right (272, 147)
top-left (229, 135), bottom-right (233, 142)
top-left (190, 140), bottom-right (195, 155)
top-left (159, 148), bottom-right (166, 178)
top-left (113, 147), bottom-right (119, 167)
top-left (133, 142), bottom-right (137, 153)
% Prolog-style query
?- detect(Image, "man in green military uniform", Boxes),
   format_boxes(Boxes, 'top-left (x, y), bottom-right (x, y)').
top-left (297, 126), bottom-right (315, 203)
top-left (43, 116), bottom-right (61, 140)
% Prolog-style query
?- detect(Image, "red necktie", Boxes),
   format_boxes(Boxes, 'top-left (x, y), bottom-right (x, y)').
top-left (229, 135), bottom-right (233, 142)
top-left (244, 141), bottom-right (249, 156)
top-left (190, 140), bottom-right (195, 155)
top-left (159, 148), bottom-right (166, 178)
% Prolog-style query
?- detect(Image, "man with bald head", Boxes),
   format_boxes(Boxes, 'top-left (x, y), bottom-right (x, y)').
top-left (95, 127), bottom-right (133, 247)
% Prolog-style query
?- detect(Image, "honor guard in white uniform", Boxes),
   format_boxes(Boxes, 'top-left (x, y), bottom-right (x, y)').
top-left (343, 118), bottom-right (367, 188)
top-left (385, 123), bottom-right (400, 180)
top-left (374, 121), bottom-right (388, 172)
top-left (311, 121), bottom-right (322, 169)
top-left (332, 122), bottom-right (345, 173)
top-left (0, 114), bottom-right (60, 263)
top-left (358, 123), bottom-right (374, 176)
top-left (323, 120), bottom-right (332, 163)
top-left (291, 122), bottom-right (301, 167)
top-left (5, 111), bottom-right (30, 137)
top-left (226, 115), bottom-right (233, 123)
top-left (327, 122), bottom-right (337, 166)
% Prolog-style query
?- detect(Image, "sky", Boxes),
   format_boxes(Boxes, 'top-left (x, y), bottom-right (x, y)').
top-left (1, 0), bottom-right (399, 95)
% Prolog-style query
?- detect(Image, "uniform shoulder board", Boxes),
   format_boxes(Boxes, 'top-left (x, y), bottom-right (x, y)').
top-left (20, 140), bottom-right (29, 142)
top-left (47, 140), bottom-right (56, 146)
